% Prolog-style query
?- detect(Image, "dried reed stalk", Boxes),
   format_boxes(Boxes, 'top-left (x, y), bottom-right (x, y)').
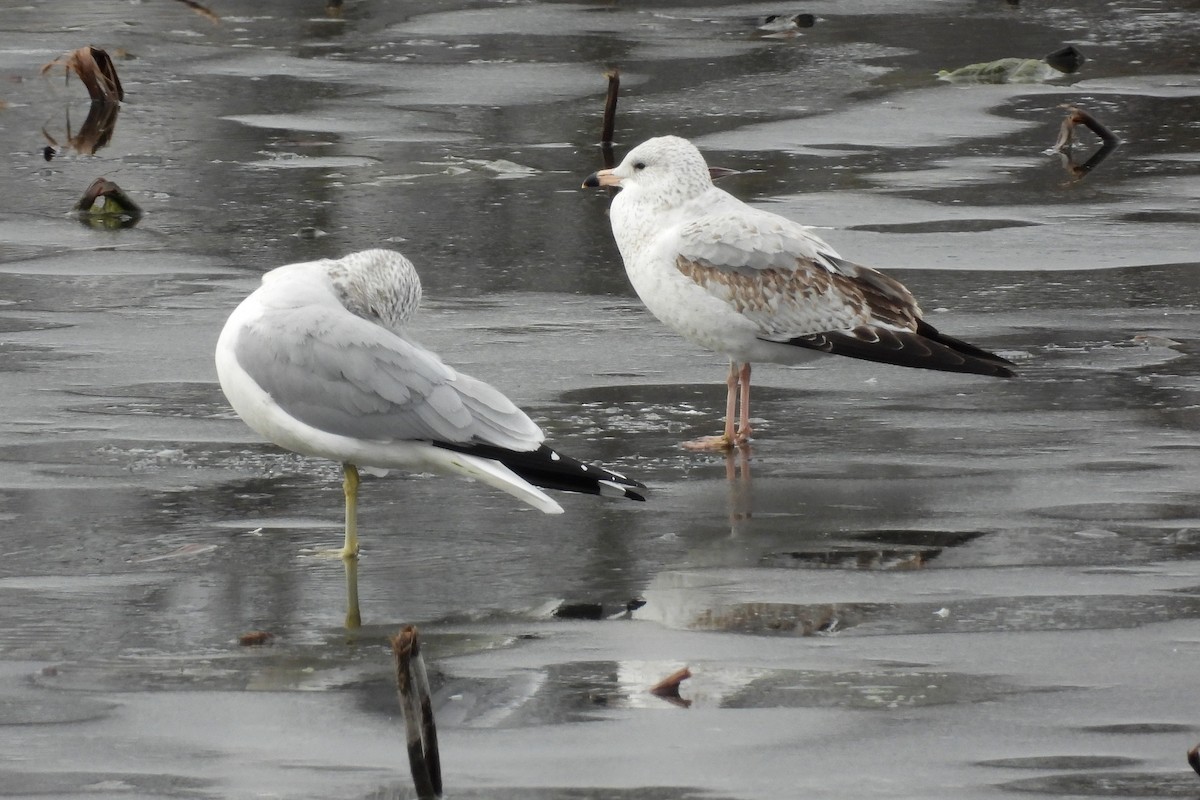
top-left (391, 625), bottom-right (442, 798)
top-left (1053, 105), bottom-right (1120, 151)
top-left (173, 0), bottom-right (220, 23)
top-left (42, 47), bottom-right (123, 103)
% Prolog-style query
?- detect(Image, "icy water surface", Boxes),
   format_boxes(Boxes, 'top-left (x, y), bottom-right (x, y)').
top-left (1, 0), bottom-right (1199, 798)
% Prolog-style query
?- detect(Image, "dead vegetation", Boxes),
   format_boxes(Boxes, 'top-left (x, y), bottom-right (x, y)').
top-left (1051, 104), bottom-right (1120, 180)
top-left (43, 100), bottom-right (121, 157)
top-left (649, 666), bottom-right (693, 708)
top-left (42, 46), bottom-right (124, 103)
top-left (173, 0), bottom-right (220, 24)
top-left (392, 626), bottom-right (442, 799)
top-left (74, 177), bottom-right (143, 228)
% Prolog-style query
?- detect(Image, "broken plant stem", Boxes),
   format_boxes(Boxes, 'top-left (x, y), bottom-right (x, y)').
top-left (601, 68), bottom-right (620, 170)
top-left (392, 625), bottom-right (442, 799)
top-left (74, 177), bottom-right (142, 217)
top-left (601, 68), bottom-right (620, 145)
top-left (1054, 105), bottom-right (1120, 152)
top-left (42, 46), bottom-right (123, 103)
top-left (649, 666), bottom-right (692, 699)
top-left (172, 0), bottom-right (220, 23)
top-left (649, 666), bottom-right (693, 708)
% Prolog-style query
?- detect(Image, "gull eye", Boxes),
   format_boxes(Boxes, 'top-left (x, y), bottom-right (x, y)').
top-left (633, 161), bottom-right (646, 171)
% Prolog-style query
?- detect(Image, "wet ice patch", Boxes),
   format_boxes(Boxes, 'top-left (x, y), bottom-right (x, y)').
top-left (244, 153), bottom-right (379, 170)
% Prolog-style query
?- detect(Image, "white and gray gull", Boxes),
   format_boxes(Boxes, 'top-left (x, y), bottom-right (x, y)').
top-left (215, 248), bottom-right (646, 562)
top-left (583, 135), bottom-right (1014, 450)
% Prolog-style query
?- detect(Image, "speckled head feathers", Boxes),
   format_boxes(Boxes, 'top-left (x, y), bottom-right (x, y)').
top-left (614, 135), bottom-right (714, 209)
top-left (327, 248), bottom-right (422, 333)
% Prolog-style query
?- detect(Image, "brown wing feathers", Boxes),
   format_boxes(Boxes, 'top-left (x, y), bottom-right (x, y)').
top-left (817, 256), bottom-right (1015, 376)
top-left (676, 253), bottom-right (1014, 377)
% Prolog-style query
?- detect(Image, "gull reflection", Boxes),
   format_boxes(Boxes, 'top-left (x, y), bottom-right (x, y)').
top-left (725, 444), bottom-right (752, 537)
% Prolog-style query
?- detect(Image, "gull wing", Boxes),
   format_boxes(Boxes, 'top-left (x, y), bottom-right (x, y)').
top-left (233, 303), bottom-right (545, 451)
top-left (670, 201), bottom-right (922, 338)
top-left (670, 200), bottom-right (1014, 376)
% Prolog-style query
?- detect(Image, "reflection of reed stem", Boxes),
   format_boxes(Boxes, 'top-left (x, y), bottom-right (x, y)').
top-left (392, 626), bottom-right (442, 798)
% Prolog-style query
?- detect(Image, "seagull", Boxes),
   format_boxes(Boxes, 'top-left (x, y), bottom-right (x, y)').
top-left (583, 135), bottom-right (1014, 450)
top-left (215, 249), bottom-right (646, 623)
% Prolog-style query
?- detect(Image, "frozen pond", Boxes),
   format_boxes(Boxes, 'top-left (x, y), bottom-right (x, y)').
top-left (1, 0), bottom-right (1199, 798)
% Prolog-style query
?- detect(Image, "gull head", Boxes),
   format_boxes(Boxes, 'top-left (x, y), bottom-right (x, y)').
top-left (583, 136), bottom-right (713, 209)
top-left (327, 248), bottom-right (423, 332)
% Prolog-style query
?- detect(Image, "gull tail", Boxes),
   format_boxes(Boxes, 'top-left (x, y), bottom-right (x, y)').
top-left (433, 442), bottom-right (647, 504)
top-left (430, 447), bottom-right (566, 515)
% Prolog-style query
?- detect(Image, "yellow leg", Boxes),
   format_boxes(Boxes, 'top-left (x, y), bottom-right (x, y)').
top-left (341, 463), bottom-right (360, 559)
top-left (341, 463), bottom-right (362, 629)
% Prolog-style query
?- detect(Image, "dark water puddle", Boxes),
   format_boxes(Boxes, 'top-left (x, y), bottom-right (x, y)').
top-left (726, 666), bottom-right (1062, 711)
top-left (0, 317), bottom-right (73, 335)
top-left (422, 656), bottom-right (1056, 722)
top-left (61, 382), bottom-right (229, 419)
top-left (0, 769), bottom-right (212, 798)
top-left (362, 787), bottom-right (721, 800)
top-left (635, 590), bottom-right (1200, 638)
top-left (999, 771), bottom-right (1200, 797)
top-left (982, 755), bottom-right (1146, 770)
top-left (1083, 723), bottom-right (1198, 735)
top-left (0, 692), bottom-right (115, 725)
top-left (850, 219), bottom-right (1043, 234)
top-left (25, 629), bottom-right (508, 695)
top-left (0, 341), bottom-right (79, 372)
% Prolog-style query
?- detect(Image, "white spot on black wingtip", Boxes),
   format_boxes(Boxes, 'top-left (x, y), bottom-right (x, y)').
top-left (550, 451), bottom-right (561, 461)
top-left (598, 480), bottom-right (628, 499)
top-left (600, 480), bottom-right (646, 502)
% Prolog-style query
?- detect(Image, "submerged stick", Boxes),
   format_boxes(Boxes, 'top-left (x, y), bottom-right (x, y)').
top-left (392, 626), bottom-right (442, 798)
top-left (1053, 104), bottom-right (1120, 151)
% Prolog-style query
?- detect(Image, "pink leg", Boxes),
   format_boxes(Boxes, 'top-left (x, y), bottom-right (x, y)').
top-left (683, 361), bottom-right (740, 451)
top-left (723, 361), bottom-right (739, 443)
top-left (734, 362), bottom-right (753, 444)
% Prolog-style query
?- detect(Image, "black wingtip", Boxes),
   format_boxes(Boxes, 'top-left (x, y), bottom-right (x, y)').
top-left (432, 442), bottom-right (646, 503)
top-left (776, 322), bottom-right (1016, 378)
top-left (600, 479), bottom-right (647, 502)
top-left (916, 320), bottom-right (1017, 377)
